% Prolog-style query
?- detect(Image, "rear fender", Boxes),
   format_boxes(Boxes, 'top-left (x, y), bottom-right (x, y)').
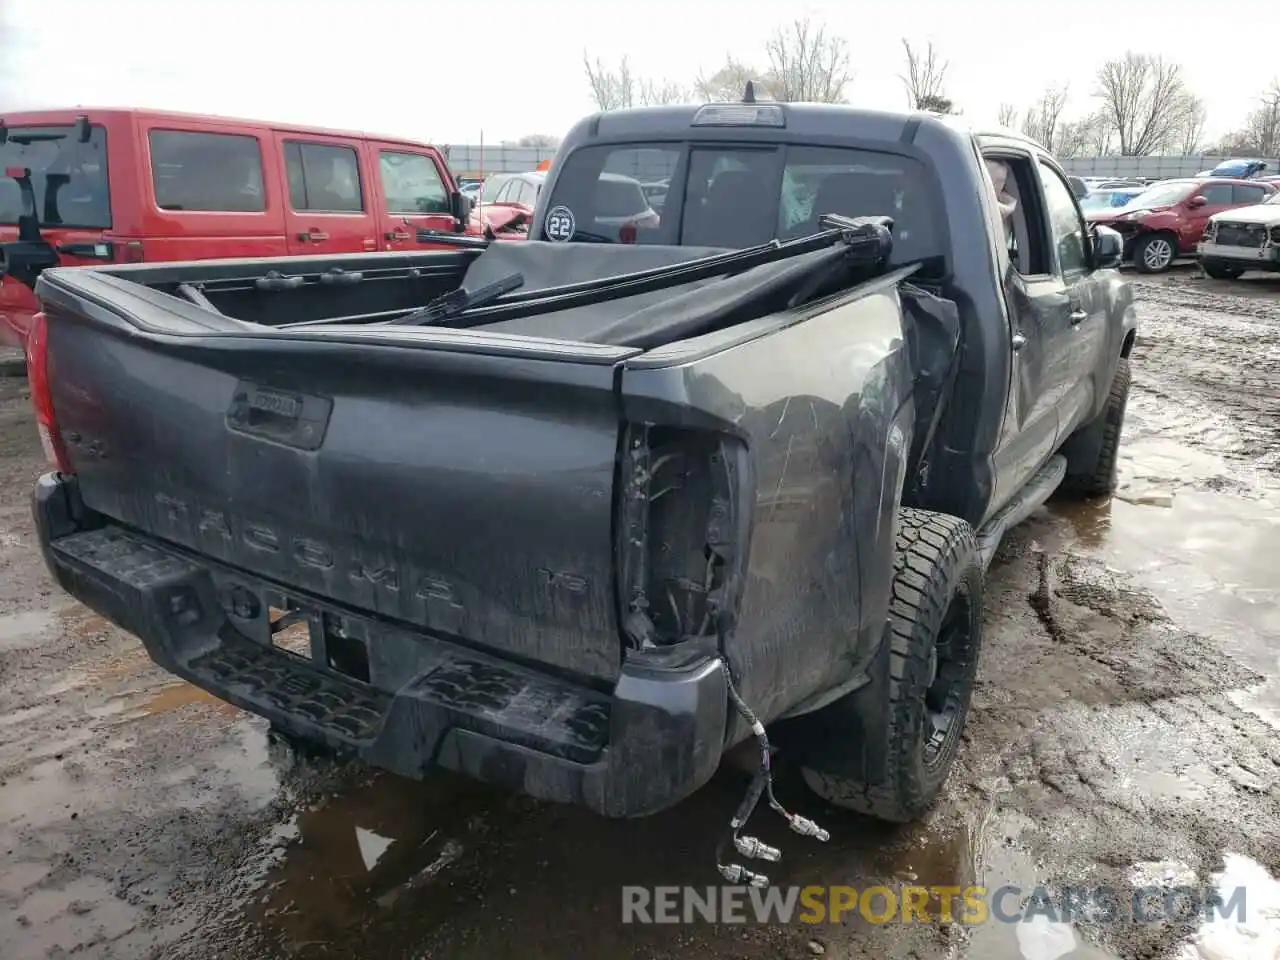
top-left (618, 277), bottom-right (917, 741)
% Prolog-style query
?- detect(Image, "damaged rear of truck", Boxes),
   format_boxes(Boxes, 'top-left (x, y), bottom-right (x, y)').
top-left (29, 102), bottom-right (1120, 880)
top-left (32, 223), bottom-right (957, 792)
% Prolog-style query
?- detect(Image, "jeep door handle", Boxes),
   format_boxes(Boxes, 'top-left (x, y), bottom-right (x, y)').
top-left (1069, 309), bottom-right (1088, 325)
top-left (1012, 332), bottom-right (1027, 351)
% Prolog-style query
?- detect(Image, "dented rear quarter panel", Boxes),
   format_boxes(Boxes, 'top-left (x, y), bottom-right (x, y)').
top-left (621, 278), bottom-right (915, 741)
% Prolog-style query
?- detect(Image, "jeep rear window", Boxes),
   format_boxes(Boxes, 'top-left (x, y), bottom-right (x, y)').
top-left (0, 124), bottom-right (111, 229)
top-left (149, 130), bottom-right (266, 213)
top-left (542, 141), bottom-right (940, 268)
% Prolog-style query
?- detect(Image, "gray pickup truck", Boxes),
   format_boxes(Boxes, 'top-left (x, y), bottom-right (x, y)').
top-left (25, 98), bottom-right (1137, 881)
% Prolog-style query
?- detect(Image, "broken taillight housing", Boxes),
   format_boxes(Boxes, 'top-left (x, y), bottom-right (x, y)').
top-left (616, 424), bottom-right (750, 648)
top-left (26, 311), bottom-right (73, 474)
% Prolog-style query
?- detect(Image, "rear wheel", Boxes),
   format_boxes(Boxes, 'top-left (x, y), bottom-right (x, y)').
top-left (799, 508), bottom-right (983, 822)
top-left (1134, 233), bottom-right (1177, 273)
top-left (1201, 259), bottom-right (1244, 281)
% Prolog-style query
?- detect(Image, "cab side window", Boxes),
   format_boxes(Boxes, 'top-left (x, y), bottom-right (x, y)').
top-left (379, 151), bottom-right (449, 215)
top-left (1037, 162), bottom-right (1088, 275)
top-left (984, 154), bottom-right (1040, 275)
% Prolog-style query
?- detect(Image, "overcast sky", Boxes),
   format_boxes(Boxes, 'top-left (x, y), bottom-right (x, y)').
top-left (0, 0), bottom-right (1273, 146)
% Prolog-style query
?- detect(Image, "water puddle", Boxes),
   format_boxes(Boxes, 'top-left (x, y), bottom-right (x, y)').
top-left (1052, 490), bottom-right (1280, 681)
top-left (127, 680), bottom-right (242, 719)
top-left (0, 608), bottom-right (57, 650)
top-left (42, 641), bottom-right (151, 697)
top-left (1177, 854), bottom-right (1280, 959)
top-left (902, 811), bottom-right (1280, 959)
top-left (242, 770), bottom-right (489, 951)
top-left (8, 874), bottom-right (141, 960)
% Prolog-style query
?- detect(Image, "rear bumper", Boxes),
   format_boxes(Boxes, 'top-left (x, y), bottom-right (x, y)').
top-left (33, 472), bottom-right (729, 817)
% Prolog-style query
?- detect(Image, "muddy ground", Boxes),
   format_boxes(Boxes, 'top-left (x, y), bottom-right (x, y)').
top-left (0, 267), bottom-right (1277, 960)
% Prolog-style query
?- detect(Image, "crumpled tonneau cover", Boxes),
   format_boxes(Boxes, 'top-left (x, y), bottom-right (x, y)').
top-left (461, 240), bottom-right (730, 342)
top-left (460, 240), bottom-right (847, 347)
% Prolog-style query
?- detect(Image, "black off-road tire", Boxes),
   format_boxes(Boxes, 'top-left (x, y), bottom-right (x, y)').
top-left (1201, 259), bottom-right (1244, 281)
top-left (800, 508), bottom-right (984, 822)
top-left (1059, 358), bottom-right (1131, 498)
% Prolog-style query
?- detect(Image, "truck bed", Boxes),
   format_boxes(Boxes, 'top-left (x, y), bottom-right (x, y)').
top-left (31, 231), bottom-right (959, 813)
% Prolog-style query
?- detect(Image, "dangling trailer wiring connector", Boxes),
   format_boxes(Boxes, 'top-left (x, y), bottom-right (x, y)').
top-left (715, 660), bottom-right (829, 886)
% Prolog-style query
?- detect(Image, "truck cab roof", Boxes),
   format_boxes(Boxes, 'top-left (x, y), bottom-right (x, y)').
top-left (568, 102), bottom-right (1049, 157)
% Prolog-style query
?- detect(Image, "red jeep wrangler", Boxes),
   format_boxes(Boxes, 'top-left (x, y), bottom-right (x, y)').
top-left (0, 108), bottom-right (477, 349)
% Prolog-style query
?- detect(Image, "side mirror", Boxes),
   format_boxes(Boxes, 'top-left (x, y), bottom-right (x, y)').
top-left (449, 191), bottom-right (473, 233)
top-left (1188, 195), bottom-right (1207, 208)
top-left (1092, 226), bottom-right (1123, 269)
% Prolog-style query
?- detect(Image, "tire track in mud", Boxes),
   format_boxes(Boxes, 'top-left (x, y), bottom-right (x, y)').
top-left (963, 539), bottom-right (1280, 958)
top-left (966, 269), bottom-right (1280, 954)
top-left (1126, 272), bottom-right (1280, 485)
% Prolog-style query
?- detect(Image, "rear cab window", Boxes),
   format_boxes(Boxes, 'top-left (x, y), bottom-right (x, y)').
top-left (540, 140), bottom-right (940, 270)
top-left (149, 130), bottom-right (265, 212)
top-left (0, 123), bottom-right (111, 228)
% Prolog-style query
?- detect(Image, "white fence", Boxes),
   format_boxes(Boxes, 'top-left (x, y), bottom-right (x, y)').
top-left (443, 145), bottom-right (556, 176)
top-left (441, 145), bottom-right (1280, 182)
top-left (1034, 155), bottom-right (1278, 179)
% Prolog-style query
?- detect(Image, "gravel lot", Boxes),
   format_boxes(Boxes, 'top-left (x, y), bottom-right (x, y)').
top-left (0, 267), bottom-right (1277, 960)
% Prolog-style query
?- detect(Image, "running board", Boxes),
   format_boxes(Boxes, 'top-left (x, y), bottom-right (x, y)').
top-left (975, 454), bottom-right (1067, 569)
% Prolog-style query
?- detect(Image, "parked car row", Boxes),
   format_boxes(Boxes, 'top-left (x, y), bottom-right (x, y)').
top-left (1197, 191), bottom-right (1280, 279)
top-left (1082, 176), bottom-right (1277, 273)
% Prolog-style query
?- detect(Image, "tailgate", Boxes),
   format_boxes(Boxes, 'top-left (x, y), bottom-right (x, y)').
top-left (39, 272), bottom-right (638, 683)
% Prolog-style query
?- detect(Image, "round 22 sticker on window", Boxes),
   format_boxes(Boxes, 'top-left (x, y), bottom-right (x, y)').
top-left (545, 205), bottom-right (576, 242)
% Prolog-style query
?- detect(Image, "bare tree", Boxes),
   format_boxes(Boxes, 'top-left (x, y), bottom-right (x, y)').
top-left (900, 39), bottom-right (952, 112)
top-left (638, 78), bottom-right (693, 106)
top-left (516, 134), bottom-right (561, 148)
top-left (1094, 52), bottom-right (1193, 155)
top-left (696, 56), bottom-right (767, 102)
top-left (1053, 118), bottom-right (1096, 158)
top-left (1080, 111), bottom-right (1118, 157)
top-left (1021, 85), bottom-right (1070, 153)
top-left (1208, 83), bottom-right (1280, 156)
top-left (997, 103), bottom-right (1019, 128)
top-left (764, 18), bottom-right (852, 103)
top-left (1173, 95), bottom-right (1207, 155)
top-left (583, 53), bottom-right (636, 110)
top-left (1241, 82), bottom-right (1280, 156)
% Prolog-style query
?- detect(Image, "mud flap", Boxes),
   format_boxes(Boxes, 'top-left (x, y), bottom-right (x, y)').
top-left (1059, 354), bottom-right (1122, 468)
top-left (773, 617), bottom-right (895, 784)
top-left (899, 283), bottom-right (961, 502)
